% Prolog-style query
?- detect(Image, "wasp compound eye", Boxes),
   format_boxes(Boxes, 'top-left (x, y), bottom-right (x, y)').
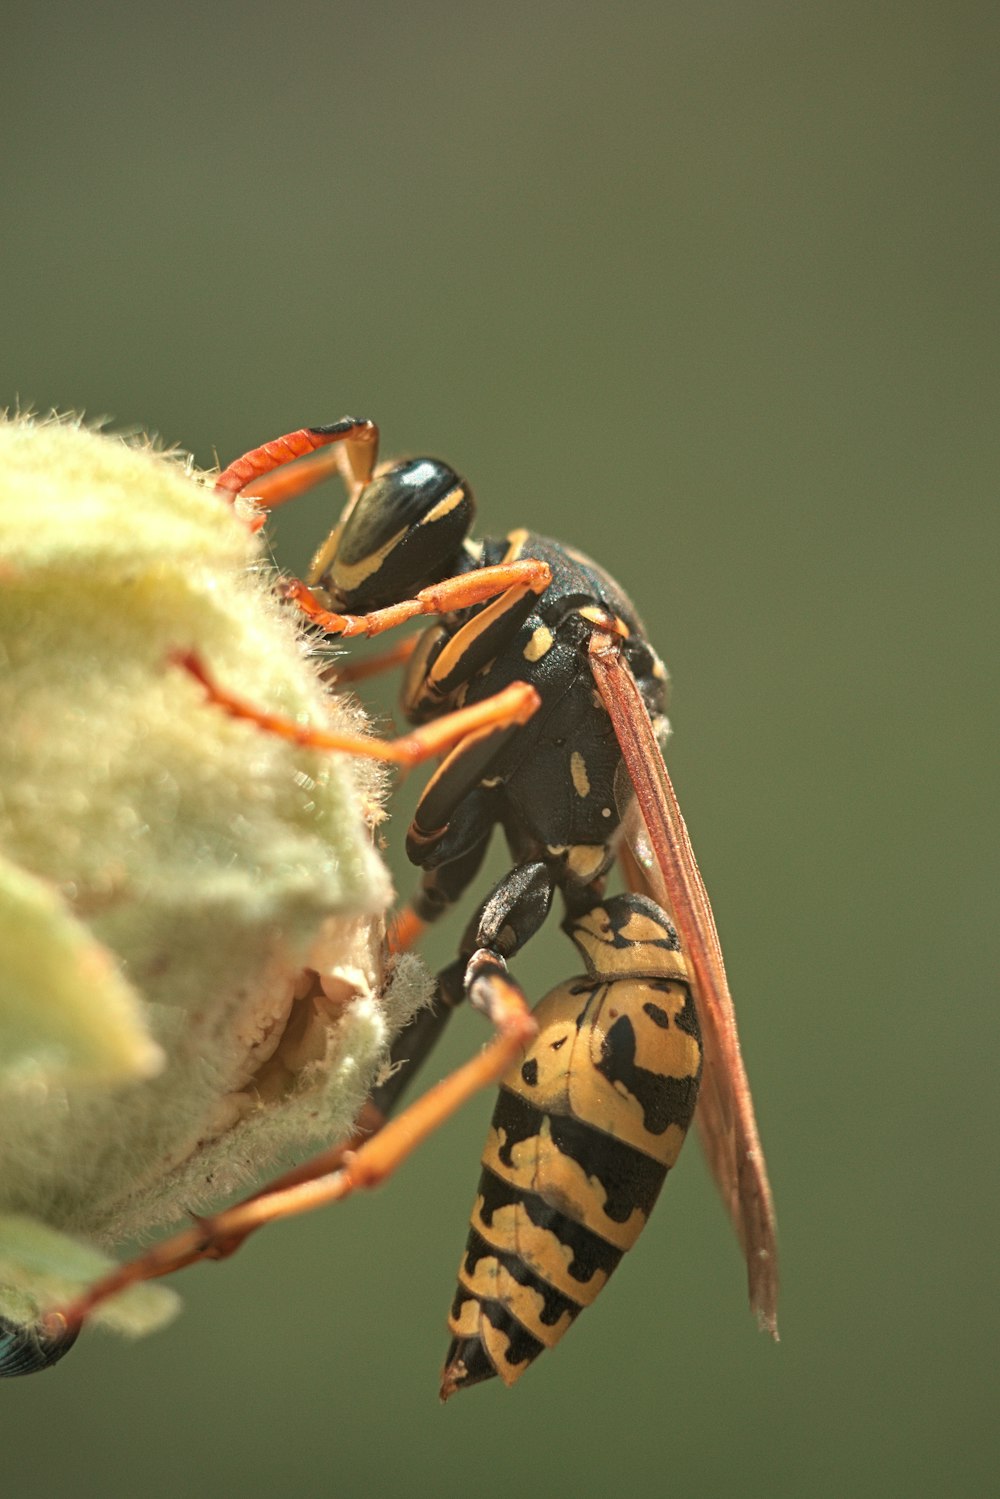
top-left (321, 458), bottom-right (475, 611)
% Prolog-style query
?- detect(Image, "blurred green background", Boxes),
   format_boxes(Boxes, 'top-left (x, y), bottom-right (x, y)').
top-left (2, 3), bottom-right (995, 1496)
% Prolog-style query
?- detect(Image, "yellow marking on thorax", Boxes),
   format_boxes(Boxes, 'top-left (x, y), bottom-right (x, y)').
top-left (570, 750), bottom-right (590, 798)
top-left (566, 844), bottom-right (607, 882)
top-left (430, 583), bottom-right (533, 687)
top-left (523, 625), bottom-right (554, 662)
top-left (502, 528), bottom-right (529, 561)
top-left (576, 605), bottom-right (630, 637)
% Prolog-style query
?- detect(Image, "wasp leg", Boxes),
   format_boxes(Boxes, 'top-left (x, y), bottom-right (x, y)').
top-left (338, 560), bottom-right (546, 937)
top-left (387, 789), bottom-right (497, 1010)
top-left (42, 660), bottom-right (554, 1337)
top-left (374, 831), bottom-right (555, 1131)
top-left (146, 958), bottom-right (494, 1278)
top-left (214, 417), bottom-right (379, 507)
top-left (45, 965), bottom-right (537, 1339)
top-left (173, 650), bottom-right (540, 766)
top-left (282, 556), bottom-right (551, 640)
top-left (42, 865), bottom-right (555, 1336)
top-left (368, 802), bottom-right (503, 1128)
top-left (389, 809), bottom-right (495, 956)
top-left (461, 861), bottom-right (556, 965)
top-left (214, 857), bottom-right (547, 1248)
top-left (353, 857), bottom-right (555, 1162)
top-left (388, 904), bottom-right (428, 955)
top-left (391, 549), bottom-right (561, 936)
top-left (323, 635), bottom-right (421, 689)
top-left (369, 788), bottom-right (503, 1131)
top-left (401, 580), bottom-right (542, 721)
top-left (382, 861), bottom-right (558, 1141)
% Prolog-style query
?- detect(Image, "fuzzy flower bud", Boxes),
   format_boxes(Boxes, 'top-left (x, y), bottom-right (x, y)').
top-left (0, 414), bottom-right (428, 1357)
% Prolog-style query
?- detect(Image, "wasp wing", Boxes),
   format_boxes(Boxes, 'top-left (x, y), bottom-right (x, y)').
top-left (590, 634), bottom-right (778, 1338)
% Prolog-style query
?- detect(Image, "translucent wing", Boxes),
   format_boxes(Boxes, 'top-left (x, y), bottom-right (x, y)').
top-left (590, 633), bottom-right (778, 1337)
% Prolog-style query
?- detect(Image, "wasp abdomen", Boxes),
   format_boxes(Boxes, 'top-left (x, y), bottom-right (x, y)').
top-left (441, 894), bottom-right (702, 1398)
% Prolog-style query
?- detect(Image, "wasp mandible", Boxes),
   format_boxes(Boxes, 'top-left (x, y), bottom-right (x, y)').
top-left (39, 419), bottom-right (778, 1397)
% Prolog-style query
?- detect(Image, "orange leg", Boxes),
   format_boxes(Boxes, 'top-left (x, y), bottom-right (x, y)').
top-left (45, 958), bottom-right (537, 1338)
top-left (282, 557), bottom-right (552, 639)
top-left (172, 650), bottom-right (540, 767)
top-left (237, 445), bottom-right (353, 512)
top-left (325, 635), bottom-right (421, 688)
top-left (388, 904), bottom-right (428, 955)
top-left (214, 418), bottom-right (379, 512)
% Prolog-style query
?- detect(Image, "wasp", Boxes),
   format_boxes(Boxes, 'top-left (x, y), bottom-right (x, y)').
top-left (28, 419), bottom-right (777, 1394)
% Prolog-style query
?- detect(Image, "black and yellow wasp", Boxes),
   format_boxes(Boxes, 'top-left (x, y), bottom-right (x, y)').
top-left (9, 419), bottom-right (777, 1394)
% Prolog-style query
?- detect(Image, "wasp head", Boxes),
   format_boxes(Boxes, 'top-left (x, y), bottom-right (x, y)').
top-left (313, 457), bottom-right (475, 612)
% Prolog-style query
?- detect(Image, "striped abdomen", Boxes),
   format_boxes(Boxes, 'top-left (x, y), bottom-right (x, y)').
top-left (441, 893), bottom-right (702, 1398)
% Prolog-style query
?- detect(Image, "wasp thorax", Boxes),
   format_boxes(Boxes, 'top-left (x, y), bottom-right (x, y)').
top-left (320, 457), bottom-right (475, 611)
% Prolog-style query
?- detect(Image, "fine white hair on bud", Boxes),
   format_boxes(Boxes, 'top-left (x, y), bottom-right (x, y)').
top-left (0, 413), bottom-right (430, 1347)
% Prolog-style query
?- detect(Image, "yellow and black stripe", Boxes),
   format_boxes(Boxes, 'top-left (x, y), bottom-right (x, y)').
top-left (441, 892), bottom-right (702, 1397)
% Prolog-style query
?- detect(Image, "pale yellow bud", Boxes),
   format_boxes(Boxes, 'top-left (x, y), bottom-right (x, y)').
top-left (0, 414), bottom-right (428, 1352)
